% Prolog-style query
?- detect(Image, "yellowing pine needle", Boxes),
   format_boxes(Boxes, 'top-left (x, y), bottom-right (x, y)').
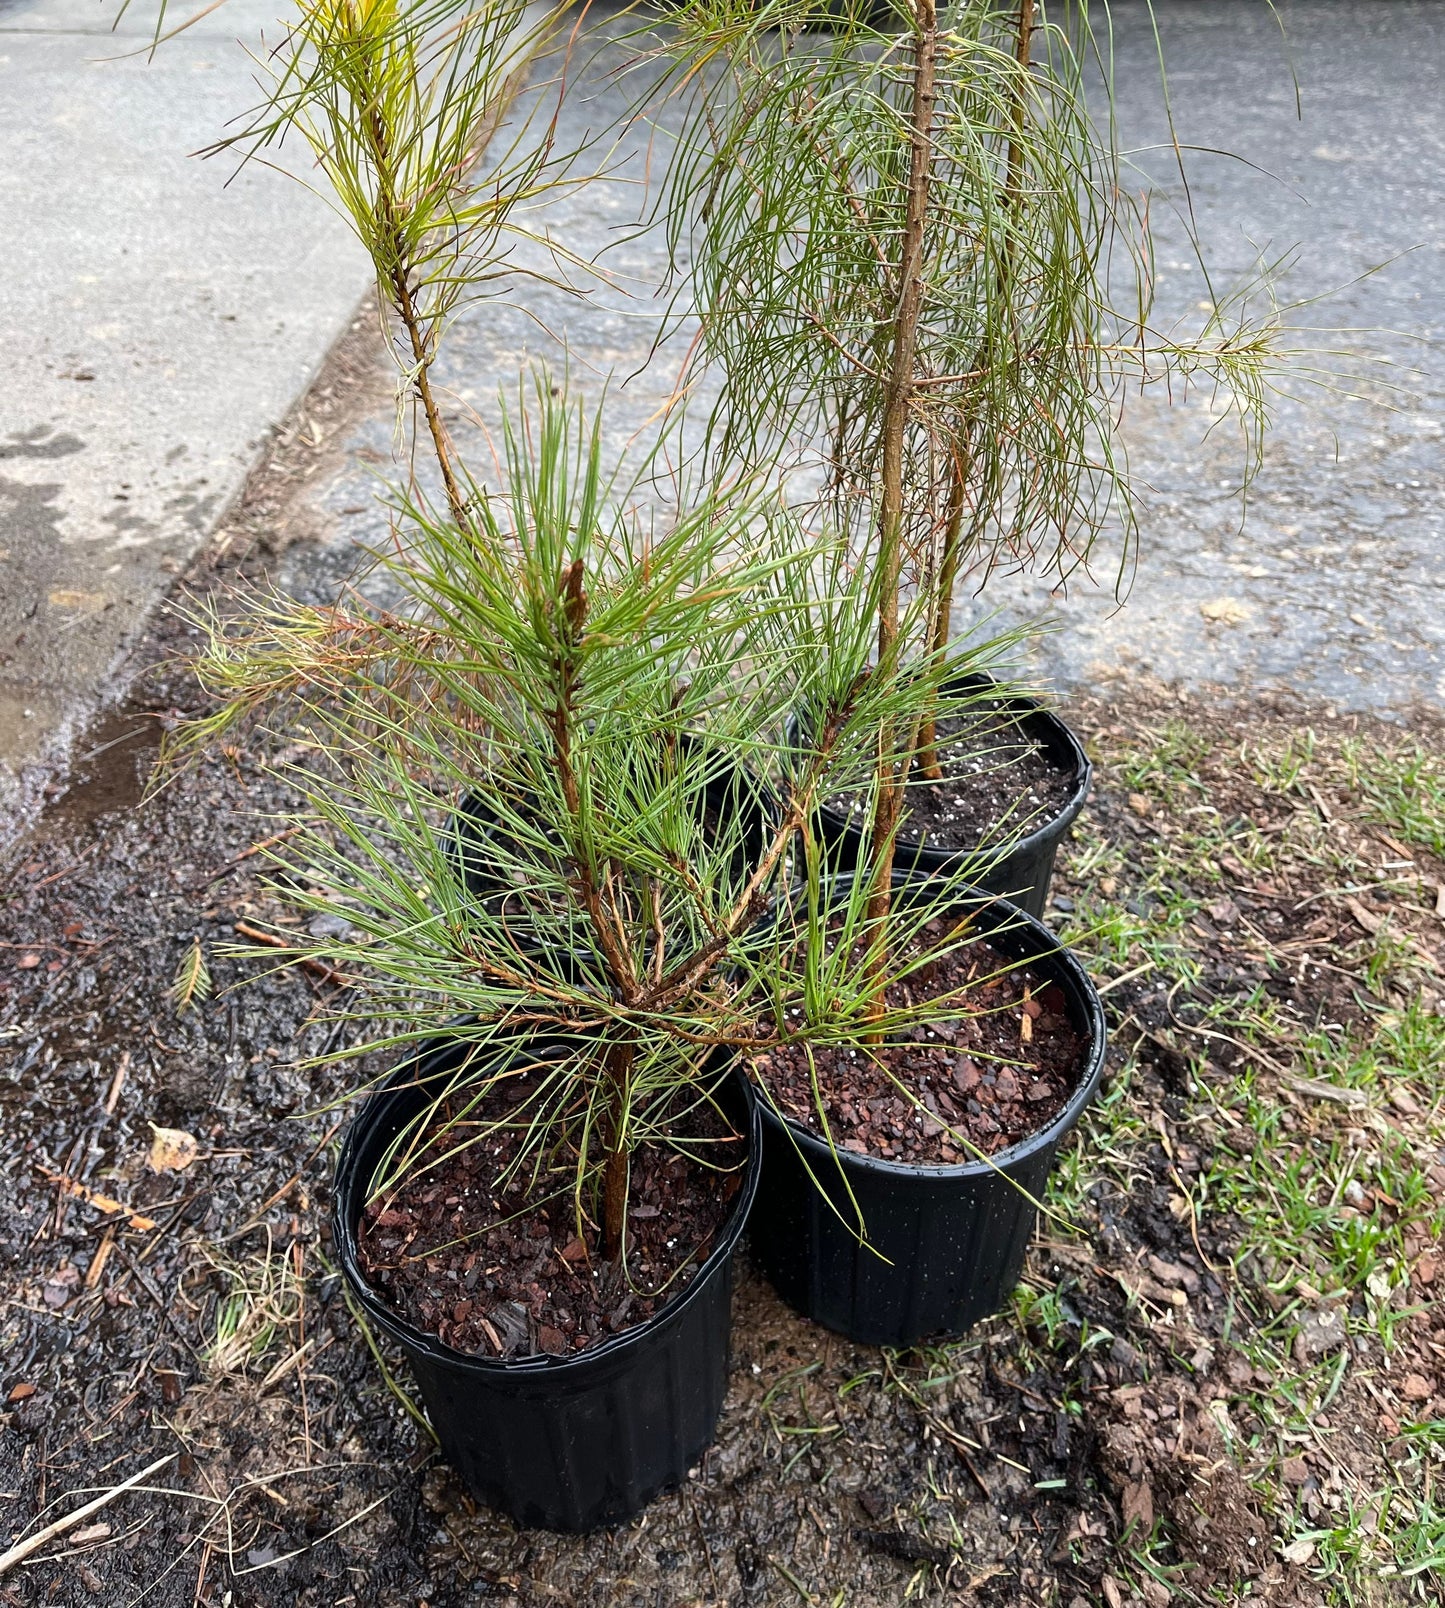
top-left (167, 937), bottom-right (213, 1016)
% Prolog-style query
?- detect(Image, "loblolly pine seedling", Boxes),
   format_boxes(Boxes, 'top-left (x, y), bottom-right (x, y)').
top-left (176, 381), bottom-right (1028, 1279)
top-left (156, 0), bottom-right (1052, 1305)
top-left (658, 0), bottom-right (1292, 1008)
top-left (205, 0), bottom-right (584, 531)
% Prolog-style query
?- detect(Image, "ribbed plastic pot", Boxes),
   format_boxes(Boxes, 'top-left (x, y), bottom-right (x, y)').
top-left (334, 1037), bottom-right (761, 1532)
top-left (749, 877), bottom-right (1106, 1347)
top-left (804, 672), bottom-right (1092, 920)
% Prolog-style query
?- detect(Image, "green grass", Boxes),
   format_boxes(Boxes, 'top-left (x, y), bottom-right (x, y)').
top-left (1342, 742), bottom-right (1445, 858)
top-left (1037, 714), bottom-right (1445, 1603)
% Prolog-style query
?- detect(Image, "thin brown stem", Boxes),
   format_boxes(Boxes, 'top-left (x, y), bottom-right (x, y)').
top-left (917, 0), bottom-right (1032, 784)
top-left (640, 688), bottom-right (863, 1012)
top-left (357, 92), bottom-right (470, 532)
top-left (600, 1038), bottom-right (634, 1260)
top-left (915, 445), bottom-right (969, 779)
top-left (864, 0), bottom-right (939, 1018)
top-left (547, 560), bottom-right (641, 1002)
top-left (1005, 0), bottom-right (1036, 202)
top-left (389, 264), bottom-right (469, 531)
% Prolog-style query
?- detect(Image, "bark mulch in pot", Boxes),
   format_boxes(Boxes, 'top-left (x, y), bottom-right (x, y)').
top-left (751, 924), bottom-right (1082, 1166)
top-left (355, 1073), bottom-right (745, 1360)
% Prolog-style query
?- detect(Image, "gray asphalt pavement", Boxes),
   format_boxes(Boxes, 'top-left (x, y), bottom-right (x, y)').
top-left (972, 0), bottom-right (1445, 712)
top-left (4, 0), bottom-right (1440, 851)
top-left (282, 0), bottom-right (1445, 718)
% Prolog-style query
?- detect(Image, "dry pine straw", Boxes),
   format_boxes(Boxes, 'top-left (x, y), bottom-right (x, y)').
top-left (356, 1073), bottom-right (744, 1360)
top-left (751, 925), bottom-right (1083, 1165)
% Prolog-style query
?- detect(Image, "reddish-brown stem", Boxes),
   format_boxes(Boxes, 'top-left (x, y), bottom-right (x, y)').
top-left (357, 96), bottom-right (470, 532)
top-left (547, 561), bottom-right (641, 1003)
top-left (1005, 0), bottom-right (1036, 200)
top-left (915, 445), bottom-right (969, 780)
top-left (917, 0), bottom-right (1033, 784)
top-left (864, 0), bottom-right (939, 1018)
top-left (389, 265), bottom-right (469, 531)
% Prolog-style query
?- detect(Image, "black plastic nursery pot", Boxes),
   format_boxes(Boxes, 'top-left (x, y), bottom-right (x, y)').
top-left (333, 1037), bottom-right (762, 1532)
top-left (805, 671), bottom-right (1092, 921)
top-left (748, 878), bottom-right (1106, 1347)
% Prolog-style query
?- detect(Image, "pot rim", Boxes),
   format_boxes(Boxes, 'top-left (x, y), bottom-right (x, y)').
top-left (753, 873), bottom-right (1107, 1182)
top-left (334, 1037), bottom-right (760, 1378)
top-left (801, 668), bottom-right (1093, 860)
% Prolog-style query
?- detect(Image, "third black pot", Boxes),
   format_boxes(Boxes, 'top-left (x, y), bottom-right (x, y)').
top-left (748, 877), bottom-right (1106, 1347)
top-left (802, 671), bottom-right (1092, 921)
top-left (334, 1037), bottom-right (761, 1531)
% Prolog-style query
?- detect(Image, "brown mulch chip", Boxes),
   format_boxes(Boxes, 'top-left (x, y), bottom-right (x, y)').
top-left (356, 1075), bottom-right (744, 1361)
top-left (753, 929), bottom-right (1082, 1164)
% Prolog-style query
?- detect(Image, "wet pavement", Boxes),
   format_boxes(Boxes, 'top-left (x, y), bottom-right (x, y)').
top-left (277, 0), bottom-right (1444, 720)
top-left (6, 0), bottom-right (1440, 854)
top-left (974, 0), bottom-right (1445, 715)
top-left (0, 0), bottom-right (370, 838)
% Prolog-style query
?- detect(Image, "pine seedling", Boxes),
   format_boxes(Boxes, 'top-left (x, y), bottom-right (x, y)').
top-left (183, 382), bottom-right (1025, 1262)
top-left (659, 0), bottom-right (1294, 1006)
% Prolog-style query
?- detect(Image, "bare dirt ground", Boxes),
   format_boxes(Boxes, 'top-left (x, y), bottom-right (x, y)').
top-left (2, 514), bottom-right (1443, 1606)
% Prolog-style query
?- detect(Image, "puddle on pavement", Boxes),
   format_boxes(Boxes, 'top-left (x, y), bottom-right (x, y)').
top-left (51, 699), bottom-right (165, 826)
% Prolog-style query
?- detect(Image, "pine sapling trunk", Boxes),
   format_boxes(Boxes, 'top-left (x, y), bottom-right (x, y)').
top-left (359, 100), bottom-right (471, 533)
top-left (915, 448), bottom-right (969, 780)
top-left (917, 0), bottom-right (1033, 781)
top-left (863, 0), bottom-right (939, 1018)
top-left (1005, 0), bottom-right (1036, 199)
top-left (543, 562), bottom-right (637, 1262)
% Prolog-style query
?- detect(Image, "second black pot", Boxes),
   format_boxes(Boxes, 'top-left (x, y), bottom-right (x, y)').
top-left (749, 879), bottom-right (1106, 1347)
top-left (334, 1037), bottom-right (761, 1532)
top-left (804, 672), bottom-right (1092, 921)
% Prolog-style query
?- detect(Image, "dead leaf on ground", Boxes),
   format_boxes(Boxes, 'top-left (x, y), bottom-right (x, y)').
top-left (1346, 895), bottom-right (1384, 935)
top-left (42, 1264), bottom-right (81, 1308)
top-left (1121, 1480), bottom-right (1155, 1534)
top-left (1284, 1075), bottom-right (1367, 1108)
top-left (147, 1125), bottom-right (200, 1174)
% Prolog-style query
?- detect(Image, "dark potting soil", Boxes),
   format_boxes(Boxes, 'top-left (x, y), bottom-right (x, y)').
top-left (355, 1076), bottom-right (745, 1360)
top-left (751, 926), bottom-right (1081, 1165)
top-left (831, 703), bottom-right (1076, 851)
